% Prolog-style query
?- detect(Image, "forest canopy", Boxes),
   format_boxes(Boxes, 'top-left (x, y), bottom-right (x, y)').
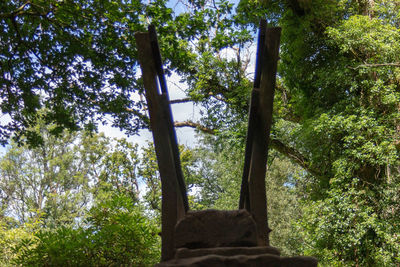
top-left (1, 0), bottom-right (400, 266)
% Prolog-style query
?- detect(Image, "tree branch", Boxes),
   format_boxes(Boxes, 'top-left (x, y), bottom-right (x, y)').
top-left (125, 107), bottom-right (149, 124)
top-left (269, 138), bottom-right (322, 178)
top-left (173, 120), bottom-right (322, 177)
top-left (208, 92), bottom-right (226, 102)
top-left (350, 62), bottom-right (400, 69)
top-left (174, 120), bottom-right (215, 134)
top-left (0, 1), bottom-right (31, 19)
top-left (170, 98), bottom-right (192, 104)
top-left (84, 95), bottom-right (149, 124)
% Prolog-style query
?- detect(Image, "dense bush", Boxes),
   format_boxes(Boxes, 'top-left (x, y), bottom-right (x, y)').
top-left (11, 195), bottom-right (160, 267)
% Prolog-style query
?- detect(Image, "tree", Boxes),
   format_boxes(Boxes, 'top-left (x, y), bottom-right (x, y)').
top-left (0, 123), bottom-right (95, 225)
top-left (3, 0), bottom-right (400, 264)
top-left (96, 138), bottom-right (141, 203)
top-left (0, 0), bottom-right (253, 146)
top-left (139, 141), bottom-right (200, 217)
top-left (0, 0), bottom-right (154, 145)
top-left (0, 113), bottom-right (144, 227)
top-left (248, 1), bottom-right (400, 265)
top-left (0, 122), bottom-right (161, 265)
top-left (176, 0), bottom-right (400, 264)
top-left (11, 194), bottom-right (160, 266)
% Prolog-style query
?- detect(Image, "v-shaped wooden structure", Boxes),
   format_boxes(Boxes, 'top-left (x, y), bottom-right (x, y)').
top-left (135, 20), bottom-right (317, 266)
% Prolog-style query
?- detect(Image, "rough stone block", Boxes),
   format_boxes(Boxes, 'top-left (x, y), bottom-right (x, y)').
top-left (174, 209), bottom-right (258, 249)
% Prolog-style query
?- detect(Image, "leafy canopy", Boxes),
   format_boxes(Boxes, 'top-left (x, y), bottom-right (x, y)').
top-left (0, 0), bottom-right (258, 146)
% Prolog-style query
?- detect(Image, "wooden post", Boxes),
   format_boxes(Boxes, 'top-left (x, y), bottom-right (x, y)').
top-left (239, 20), bottom-right (267, 211)
top-left (135, 32), bottom-right (186, 261)
top-left (250, 26), bottom-right (281, 246)
top-left (241, 24), bottom-right (281, 246)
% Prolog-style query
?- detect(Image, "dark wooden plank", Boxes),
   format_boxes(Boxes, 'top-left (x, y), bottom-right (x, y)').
top-left (247, 26), bottom-right (281, 246)
top-left (148, 25), bottom-right (189, 212)
top-left (239, 88), bottom-right (259, 211)
top-left (159, 92), bottom-right (189, 213)
top-left (239, 20), bottom-right (267, 210)
top-left (148, 24), bottom-right (168, 94)
top-left (135, 32), bottom-right (186, 261)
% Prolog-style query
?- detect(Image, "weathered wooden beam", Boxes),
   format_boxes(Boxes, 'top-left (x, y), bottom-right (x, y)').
top-left (148, 25), bottom-right (189, 213)
top-left (250, 26), bottom-right (281, 246)
top-left (239, 20), bottom-right (267, 211)
top-left (242, 24), bottom-right (281, 246)
top-left (135, 32), bottom-right (186, 261)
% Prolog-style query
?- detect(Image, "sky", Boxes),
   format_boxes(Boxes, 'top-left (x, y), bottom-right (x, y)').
top-left (97, 71), bottom-right (202, 149)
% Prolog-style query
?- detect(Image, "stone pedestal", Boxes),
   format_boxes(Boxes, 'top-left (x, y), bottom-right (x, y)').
top-left (175, 209), bottom-right (258, 249)
top-left (156, 210), bottom-right (317, 267)
top-left (156, 253), bottom-right (318, 267)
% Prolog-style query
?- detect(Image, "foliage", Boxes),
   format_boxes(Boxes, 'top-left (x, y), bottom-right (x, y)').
top-left (97, 138), bottom-right (141, 203)
top-left (0, 124), bottom-right (160, 265)
top-left (12, 194), bottom-right (160, 266)
top-left (191, 142), bottom-right (243, 210)
top-left (2, 0), bottom-right (400, 265)
top-left (0, 0), bottom-right (255, 146)
top-left (298, 176), bottom-right (400, 266)
top-left (139, 141), bottom-right (200, 219)
top-left (0, 215), bottom-right (40, 266)
top-left (0, 121), bottom-right (94, 225)
top-left (265, 156), bottom-right (304, 257)
top-left (175, 1), bottom-right (400, 264)
top-left (257, 1), bottom-right (400, 264)
top-left (0, 0), bottom-right (147, 145)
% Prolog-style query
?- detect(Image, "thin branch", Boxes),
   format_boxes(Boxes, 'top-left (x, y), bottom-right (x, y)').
top-left (269, 138), bottom-right (322, 178)
top-left (350, 62), bottom-right (400, 69)
top-left (85, 95), bottom-right (149, 123)
top-left (0, 1), bottom-right (31, 19)
top-left (125, 107), bottom-right (149, 123)
top-left (174, 120), bottom-right (215, 134)
top-left (170, 98), bottom-right (192, 104)
top-left (170, 93), bottom-right (226, 105)
top-left (208, 92), bottom-right (226, 102)
top-left (173, 119), bottom-right (321, 177)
